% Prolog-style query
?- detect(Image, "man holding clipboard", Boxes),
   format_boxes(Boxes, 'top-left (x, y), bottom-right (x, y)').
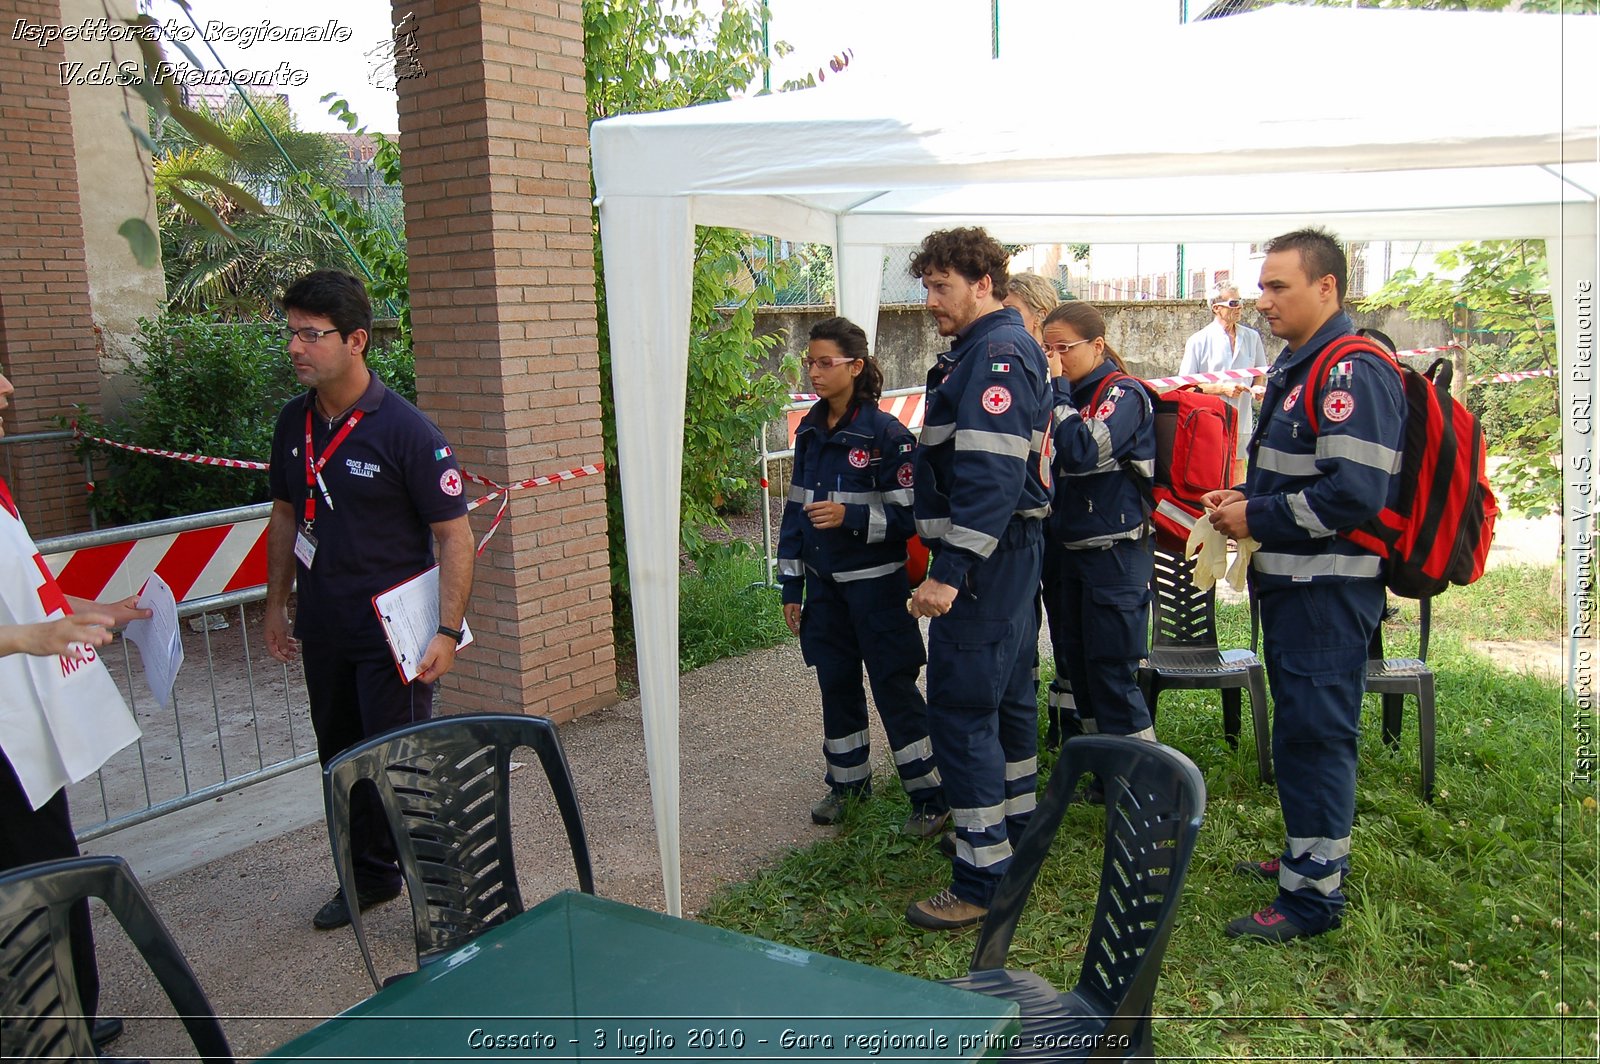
top-left (263, 271), bottom-right (474, 932)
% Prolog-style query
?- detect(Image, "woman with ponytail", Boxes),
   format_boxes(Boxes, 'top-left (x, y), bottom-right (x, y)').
top-left (1042, 302), bottom-right (1158, 746)
top-left (776, 317), bottom-right (949, 838)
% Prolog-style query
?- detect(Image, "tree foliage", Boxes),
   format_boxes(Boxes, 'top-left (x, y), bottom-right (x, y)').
top-left (585, 0), bottom-right (795, 602)
top-left (1359, 240), bottom-right (1560, 516)
top-left (156, 97), bottom-right (358, 318)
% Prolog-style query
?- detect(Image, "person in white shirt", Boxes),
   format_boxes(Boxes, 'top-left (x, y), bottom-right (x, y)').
top-left (0, 367), bottom-right (149, 1060)
top-left (1180, 282), bottom-right (1268, 484)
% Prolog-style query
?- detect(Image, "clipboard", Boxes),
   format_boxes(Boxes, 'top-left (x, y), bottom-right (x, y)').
top-left (372, 565), bottom-right (472, 684)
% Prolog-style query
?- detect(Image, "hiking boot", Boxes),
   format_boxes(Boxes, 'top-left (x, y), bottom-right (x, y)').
top-left (901, 808), bottom-right (951, 839)
top-left (1225, 903), bottom-right (1333, 943)
top-left (1234, 857), bottom-right (1280, 882)
top-left (809, 791), bottom-right (858, 825)
top-left (935, 831), bottom-right (957, 859)
top-left (906, 888), bottom-right (986, 930)
top-left (312, 883), bottom-right (403, 931)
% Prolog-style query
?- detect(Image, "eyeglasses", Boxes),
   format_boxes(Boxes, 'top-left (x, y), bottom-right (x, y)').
top-left (802, 356), bottom-right (861, 371)
top-left (1041, 338), bottom-right (1095, 356)
top-left (279, 326), bottom-right (342, 344)
top-left (1213, 299), bottom-right (1244, 308)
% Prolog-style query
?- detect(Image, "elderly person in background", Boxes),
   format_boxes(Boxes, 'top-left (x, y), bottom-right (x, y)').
top-left (1181, 281), bottom-right (1268, 484)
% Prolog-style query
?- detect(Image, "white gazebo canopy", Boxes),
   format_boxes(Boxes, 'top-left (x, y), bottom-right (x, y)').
top-left (590, 4), bottom-right (1598, 914)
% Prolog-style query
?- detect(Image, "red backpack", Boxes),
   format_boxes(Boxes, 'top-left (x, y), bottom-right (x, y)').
top-left (1088, 374), bottom-right (1239, 552)
top-left (1304, 331), bottom-right (1498, 598)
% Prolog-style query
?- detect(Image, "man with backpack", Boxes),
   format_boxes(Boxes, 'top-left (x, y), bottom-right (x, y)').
top-left (1204, 229), bottom-right (1405, 943)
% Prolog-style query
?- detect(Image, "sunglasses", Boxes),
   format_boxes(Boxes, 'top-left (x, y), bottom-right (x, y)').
top-left (1213, 299), bottom-right (1244, 308)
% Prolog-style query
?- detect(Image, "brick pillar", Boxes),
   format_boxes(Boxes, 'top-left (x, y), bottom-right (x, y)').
top-left (0, 0), bottom-right (102, 536)
top-left (393, 0), bottom-right (615, 720)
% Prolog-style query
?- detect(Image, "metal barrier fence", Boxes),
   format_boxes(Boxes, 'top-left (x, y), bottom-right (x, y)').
top-left (35, 504), bottom-right (315, 842)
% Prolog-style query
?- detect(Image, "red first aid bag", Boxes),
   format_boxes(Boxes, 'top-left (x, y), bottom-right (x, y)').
top-left (1089, 375), bottom-right (1239, 552)
top-left (1305, 332), bottom-right (1498, 598)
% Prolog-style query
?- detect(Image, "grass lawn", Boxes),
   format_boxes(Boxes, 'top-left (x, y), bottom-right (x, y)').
top-left (698, 565), bottom-right (1598, 1061)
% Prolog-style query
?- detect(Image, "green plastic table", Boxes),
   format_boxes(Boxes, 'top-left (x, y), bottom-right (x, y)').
top-left (267, 891), bottom-right (1019, 1063)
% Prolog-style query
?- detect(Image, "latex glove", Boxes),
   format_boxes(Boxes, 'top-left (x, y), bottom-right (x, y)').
top-left (1183, 515), bottom-right (1229, 591)
top-left (1226, 536), bottom-right (1261, 591)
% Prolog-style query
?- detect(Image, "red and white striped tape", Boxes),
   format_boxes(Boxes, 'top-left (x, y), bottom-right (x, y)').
top-left (73, 426), bottom-right (269, 471)
top-left (45, 517), bottom-right (269, 605)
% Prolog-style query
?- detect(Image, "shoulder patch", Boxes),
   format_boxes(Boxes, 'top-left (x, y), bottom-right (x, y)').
top-left (990, 361), bottom-right (1011, 373)
top-left (896, 462), bottom-right (914, 488)
top-left (439, 469), bottom-right (463, 496)
top-left (1093, 397), bottom-right (1118, 421)
top-left (981, 385), bottom-right (1013, 415)
top-left (1322, 389), bottom-right (1356, 423)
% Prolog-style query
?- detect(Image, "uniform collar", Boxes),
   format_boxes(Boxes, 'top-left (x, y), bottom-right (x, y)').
top-left (1280, 310), bottom-right (1355, 367)
top-left (797, 398), bottom-right (870, 438)
top-left (944, 306), bottom-right (1023, 362)
top-left (306, 370), bottom-right (386, 422)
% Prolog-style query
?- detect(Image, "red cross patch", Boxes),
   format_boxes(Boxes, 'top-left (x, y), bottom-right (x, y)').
top-left (1282, 384), bottom-right (1303, 412)
top-left (848, 447), bottom-right (869, 469)
top-left (1322, 389), bottom-right (1355, 423)
top-left (1094, 399), bottom-right (1117, 421)
top-left (981, 386), bottom-right (1012, 414)
top-left (440, 470), bottom-right (463, 496)
top-left (896, 462), bottom-right (914, 488)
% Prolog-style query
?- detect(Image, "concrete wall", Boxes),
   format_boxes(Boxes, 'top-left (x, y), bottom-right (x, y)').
top-left (62, 0), bottom-right (165, 417)
top-left (757, 300), bottom-right (1456, 392)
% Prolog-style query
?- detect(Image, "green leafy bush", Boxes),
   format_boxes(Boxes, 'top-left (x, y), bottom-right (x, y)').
top-left (74, 314), bottom-right (414, 526)
top-left (678, 542), bottom-right (790, 672)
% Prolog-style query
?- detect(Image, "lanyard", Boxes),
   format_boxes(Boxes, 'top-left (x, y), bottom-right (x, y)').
top-left (303, 405), bottom-right (364, 528)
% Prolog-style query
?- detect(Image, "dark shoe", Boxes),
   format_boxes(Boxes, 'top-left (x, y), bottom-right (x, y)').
top-left (1044, 709), bottom-right (1062, 752)
top-left (1225, 903), bottom-right (1333, 943)
top-left (1066, 774), bottom-right (1105, 806)
top-left (906, 888), bottom-right (986, 930)
top-left (810, 792), bottom-right (846, 825)
top-left (935, 831), bottom-right (957, 859)
top-left (96, 1054), bottom-right (150, 1064)
top-left (92, 1017), bottom-right (124, 1049)
top-left (312, 883), bottom-right (403, 931)
top-left (1234, 857), bottom-right (1280, 882)
top-left (901, 808), bottom-right (951, 839)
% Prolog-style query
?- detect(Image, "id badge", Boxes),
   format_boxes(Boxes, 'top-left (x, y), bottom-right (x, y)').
top-left (294, 525), bottom-right (318, 569)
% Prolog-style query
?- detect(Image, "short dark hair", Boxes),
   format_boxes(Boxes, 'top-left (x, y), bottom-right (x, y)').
top-left (280, 270), bottom-right (373, 341)
top-left (1263, 228), bottom-right (1347, 304)
top-left (909, 227), bottom-right (1011, 301)
top-left (808, 315), bottom-right (883, 406)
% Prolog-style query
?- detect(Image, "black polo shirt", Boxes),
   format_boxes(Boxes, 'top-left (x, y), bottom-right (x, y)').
top-left (268, 373), bottom-right (468, 646)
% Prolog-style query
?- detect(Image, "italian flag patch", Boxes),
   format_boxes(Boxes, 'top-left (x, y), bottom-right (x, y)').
top-left (434, 445), bottom-right (453, 460)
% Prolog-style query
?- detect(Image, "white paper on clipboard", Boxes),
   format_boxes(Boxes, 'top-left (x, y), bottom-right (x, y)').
top-left (372, 566), bottom-right (471, 684)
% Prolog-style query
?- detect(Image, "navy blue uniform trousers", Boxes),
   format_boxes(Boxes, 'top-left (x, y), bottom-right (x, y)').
top-left (926, 518), bottom-right (1043, 908)
top-left (799, 568), bottom-right (944, 814)
top-left (1257, 578), bottom-right (1385, 932)
top-left (303, 639), bottom-right (433, 894)
top-left (1045, 538), bottom-right (1154, 737)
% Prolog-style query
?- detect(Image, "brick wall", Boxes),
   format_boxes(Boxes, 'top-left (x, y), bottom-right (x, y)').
top-left (0, 0), bottom-right (101, 536)
top-left (394, 0), bottom-right (614, 721)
